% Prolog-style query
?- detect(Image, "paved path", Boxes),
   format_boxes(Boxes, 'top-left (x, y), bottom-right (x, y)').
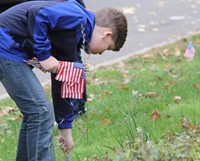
top-left (1, 0), bottom-right (200, 99)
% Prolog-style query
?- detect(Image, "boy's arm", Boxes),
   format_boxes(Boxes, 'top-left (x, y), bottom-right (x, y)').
top-left (26, 1), bottom-right (86, 61)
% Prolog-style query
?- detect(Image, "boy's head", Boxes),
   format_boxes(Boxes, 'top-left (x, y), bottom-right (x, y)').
top-left (89, 7), bottom-right (128, 55)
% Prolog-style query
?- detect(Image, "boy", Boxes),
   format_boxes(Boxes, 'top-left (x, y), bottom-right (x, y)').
top-left (0, 0), bottom-right (87, 119)
top-left (0, 0), bottom-right (128, 160)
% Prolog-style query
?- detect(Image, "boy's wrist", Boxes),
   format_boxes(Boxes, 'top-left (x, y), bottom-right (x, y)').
top-left (60, 129), bottom-right (72, 138)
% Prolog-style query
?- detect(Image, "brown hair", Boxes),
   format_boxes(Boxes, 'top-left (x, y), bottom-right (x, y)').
top-left (95, 8), bottom-right (128, 51)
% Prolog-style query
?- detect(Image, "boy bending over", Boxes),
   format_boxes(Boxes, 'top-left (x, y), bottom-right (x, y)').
top-left (0, 0), bottom-right (127, 160)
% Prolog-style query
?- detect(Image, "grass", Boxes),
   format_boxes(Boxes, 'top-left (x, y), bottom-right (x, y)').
top-left (1, 33), bottom-right (200, 160)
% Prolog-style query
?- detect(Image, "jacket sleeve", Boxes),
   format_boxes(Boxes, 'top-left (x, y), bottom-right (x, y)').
top-left (51, 72), bottom-right (82, 129)
top-left (26, 1), bottom-right (86, 61)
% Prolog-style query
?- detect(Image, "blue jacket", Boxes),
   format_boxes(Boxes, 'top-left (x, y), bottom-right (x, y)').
top-left (0, 0), bottom-right (94, 62)
top-left (0, 0), bottom-right (95, 128)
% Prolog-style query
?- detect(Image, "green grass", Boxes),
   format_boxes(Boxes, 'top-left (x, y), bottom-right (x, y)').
top-left (1, 34), bottom-right (200, 160)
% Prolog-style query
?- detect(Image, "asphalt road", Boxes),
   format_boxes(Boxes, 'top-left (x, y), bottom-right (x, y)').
top-left (1, 0), bottom-right (200, 99)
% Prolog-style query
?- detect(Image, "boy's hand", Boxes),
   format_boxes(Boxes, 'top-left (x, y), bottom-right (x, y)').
top-left (59, 129), bottom-right (73, 155)
top-left (40, 56), bottom-right (60, 73)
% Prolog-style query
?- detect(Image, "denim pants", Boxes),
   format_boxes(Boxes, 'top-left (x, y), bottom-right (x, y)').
top-left (0, 58), bottom-right (55, 161)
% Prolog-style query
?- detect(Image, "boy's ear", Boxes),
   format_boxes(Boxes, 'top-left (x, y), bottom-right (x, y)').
top-left (103, 31), bottom-right (113, 38)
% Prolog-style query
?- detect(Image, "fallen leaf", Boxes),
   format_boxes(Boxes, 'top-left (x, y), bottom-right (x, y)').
top-left (122, 7), bottom-right (136, 14)
top-left (195, 39), bottom-right (200, 44)
top-left (165, 63), bottom-right (171, 70)
top-left (120, 69), bottom-right (129, 75)
top-left (150, 65), bottom-right (159, 72)
top-left (0, 107), bottom-right (15, 117)
top-left (142, 54), bottom-right (153, 59)
top-left (111, 147), bottom-right (123, 154)
top-left (143, 92), bottom-right (158, 98)
top-left (102, 118), bottom-right (112, 125)
top-left (194, 83), bottom-right (200, 91)
top-left (195, 121), bottom-right (200, 136)
top-left (149, 81), bottom-right (156, 87)
top-left (163, 48), bottom-right (170, 54)
top-left (182, 117), bottom-right (191, 131)
top-left (152, 28), bottom-right (158, 32)
top-left (103, 108), bottom-right (110, 114)
top-left (165, 80), bottom-right (174, 88)
top-left (101, 90), bottom-right (112, 96)
top-left (138, 28), bottom-right (146, 32)
top-left (174, 48), bottom-right (181, 57)
top-left (132, 90), bottom-right (142, 97)
top-left (150, 110), bottom-right (161, 121)
top-left (117, 84), bottom-right (128, 90)
top-left (166, 113), bottom-right (171, 118)
top-left (174, 96), bottom-right (181, 104)
top-left (190, 4), bottom-right (197, 8)
top-left (175, 58), bottom-right (182, 63)
top-left (147, 11), bottom-right (157, 16)
top-left (123, 78), bottom-right (130, 84)
top-left (87, 94), bottom-right (95, 102)
top-left (184, 118), bottom-right (194, 129)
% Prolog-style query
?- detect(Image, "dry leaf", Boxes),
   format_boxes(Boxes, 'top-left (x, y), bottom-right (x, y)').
top-left (194, 83), bottom-right (200, 91)
top-left (148, 11), bottom-right (157, 16)
top-left (169, 73), bottom-right (177, 78)
top-left (117, 84), bottom-right (128, 90)
top-left (142, 54), bottom-right (153, 59)
top-left (163, 48), bottom-right (169, 53)
top-left (150, 65), bottom-right (159, 72)
top-left (174, 96), bottom-right (181, 104)
top-left (181, 117), bottom-right (195, 130)
top-left (132, 90), bottom-right (142, 97)
top-left (102, 90), bottom-right (112, 96)
top-left (165, 63), bottom-right (171, 70)
top-left (166, 113), bottom-right (171, 119)
top-left (0, 107), bottom-right (15, 117)
top-left (143, 92), bottom-right (158, 98)
top-left (138, 28), bottom-right (145, 32)
top-left (87, 94), bottom-right (95, 102)
top-left (111, 147), bottom-right (123, 154)
top-left (123, 78), bottom-right (130, 84)
top-left (195, 121), bottom-right (200, 136)
top-left (175, 58), bottom-right (182, 63)
top-left (103, 108), bottom-right (110, 114)
top-left (165, 80), bottom-right (174, 88)
top-left (195, 39), bottom-right (200, 44)
top-left (120, 69), bottom-right (129, 75)
top-left (19, 113), bottom-right (23, 119)
top-left (122, 7), bottom-right (136, 14)
top-left (174, 48), bottom-right (181, 57)
top-left (102, 118), bottom-right (112, 125)
top-left (182, 117), bottom-right (190, 130)
top-left (190, 4), bottom-right (197, 8)
top-left (150, 110), bottom-right (161, 121)
top-left (149, 81), bottom-right (156, 87)
top-left (152, 28), bottom-right (158, 32)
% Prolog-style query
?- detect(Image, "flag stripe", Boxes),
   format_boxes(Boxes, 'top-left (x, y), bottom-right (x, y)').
top-left (55, 61), bottom-right (85, 99)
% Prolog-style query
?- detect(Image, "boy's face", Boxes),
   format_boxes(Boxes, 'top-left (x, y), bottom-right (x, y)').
top-left (89, 28), bottom-right (115, 55)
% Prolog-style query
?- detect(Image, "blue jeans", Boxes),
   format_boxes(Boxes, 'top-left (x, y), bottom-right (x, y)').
top-left (0, 58), bottom-right (55, 161)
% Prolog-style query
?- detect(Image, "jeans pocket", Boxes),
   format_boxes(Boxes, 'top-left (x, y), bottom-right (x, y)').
top-left (0, 63), bottom-right (5, 80)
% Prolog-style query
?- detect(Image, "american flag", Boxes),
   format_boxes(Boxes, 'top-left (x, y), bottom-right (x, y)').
top-left (184, 41), bottom-right (196, 60)
top-left (55, 61), bottom-right (85, 99)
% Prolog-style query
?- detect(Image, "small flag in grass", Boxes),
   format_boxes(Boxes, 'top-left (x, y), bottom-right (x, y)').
top-left (184, 41), bottom-right (196, 60)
